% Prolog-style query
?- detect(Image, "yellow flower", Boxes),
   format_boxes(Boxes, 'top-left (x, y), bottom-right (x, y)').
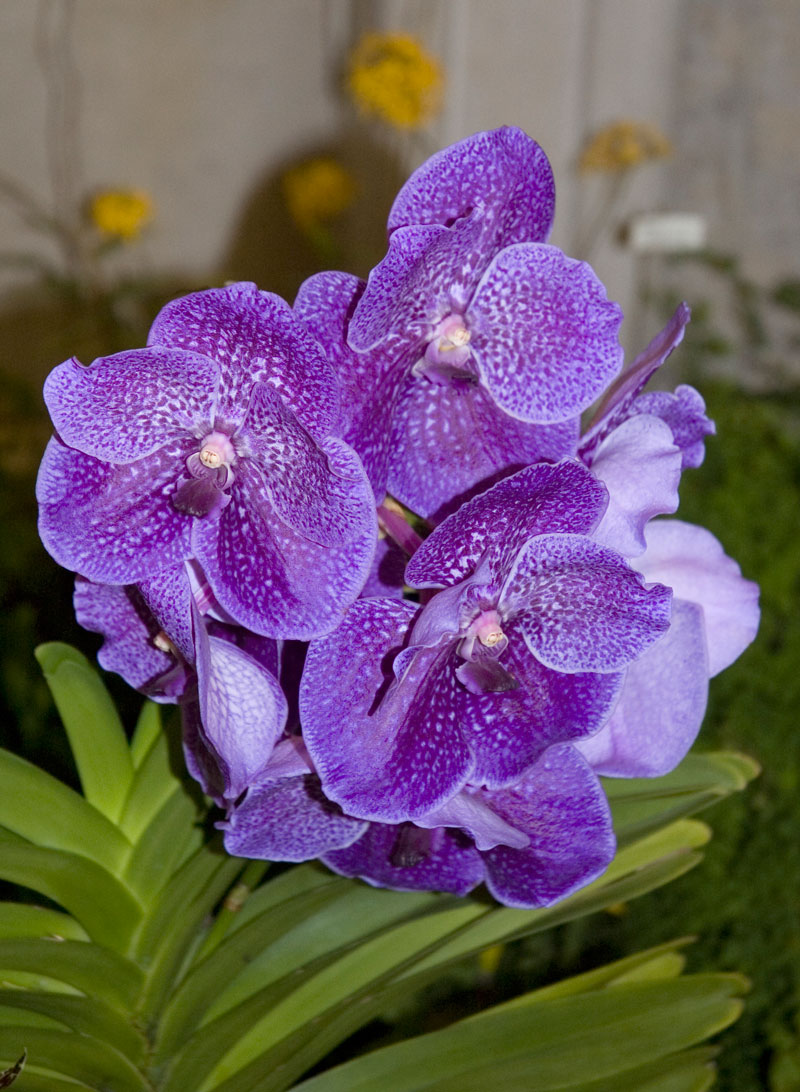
top-left (579, 120), bottom-right (672, 173)
top-left (89, 189), bottom-right (154, 241)
top-left (346, 31), bottom-right (444, 130)
top-left (282, 157), bottom-right (357, 232)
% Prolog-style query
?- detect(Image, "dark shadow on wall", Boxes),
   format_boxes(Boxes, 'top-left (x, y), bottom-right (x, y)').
top-left (219, 125), bottom-right (408, 301)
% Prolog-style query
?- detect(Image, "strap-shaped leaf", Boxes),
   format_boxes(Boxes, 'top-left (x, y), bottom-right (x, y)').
top-left (0, 903), bottom-right (87, 942)
top-left (129, 700), bottom-right (163, 768)
top-left (194, 823), bottom-right (710, 1092)
top-left (0, 1028), bottom-right (149, 1092)
top-left (0, 991), bottom-right (145, 1065)
top-left (134, 846), bottom-right (243, 1021)
top-left (289, 974), bottom-right (745, 1092)
top-left (0, 748), bottom-right (131, 873)
top-left (123, 785), bottom-right (206, 904)
top-left (0, 939), bottom-right (143, 1009)
top-left (607, 751), bottom-right (760, 845)
top-left (121, 709), bottom-right (187, 843)
top-left (0, 834), bottom-right (143, 951)
top-left (35, 643), bottom-right (133, 824)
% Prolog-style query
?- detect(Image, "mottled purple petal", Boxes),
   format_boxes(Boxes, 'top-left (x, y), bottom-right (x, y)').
top-left (581, 303), bottom-right (691, 460)
top-left (44, 349), bottom-right (218, 464)
top-left (406, 460), bottom-right (608, 589)
top-left (467, 631), bottom-right (623, 788)
top-left (632, 520), bottom-right (760, 676)
top-left (388, 126), bottom-right (555, 249)
top-left (295, 271), bottom-right (405, 500)
top-left (148, 282), bottom-right (339, 438)
top-left (577, 599), bottom-right (708, 777)
top-left (468, 244), bottom-right (623, 423)
top-left (504, 533), bottom-right (672, 673)
top-left (241, 382), bottom-right (374, 548)
top-left (482, 745), bottom-right (615, 908)
top-left (418, 790), bottom-right (529, 851)
top-left (73, 577), bottom-right (185, 699)
top-left (139, 563), bottom-right (195, 662)
top-left (222, 773), bottom-right (367, 861)
top-left (324, 823), bottom-right (484, 897)
top-left (387, 372), bottom-right (579, 522)
top-left (192, 459), bottom-right (375, 640)
top-left (301, 599), bottom-right (475, 822)
top-left (194, 619), bottom-right (287, 800)
top-left (590, 415), bottom-right (681, 557)
top-left (37, 436), bottom-right (194, 584)
top-left (633, 384), bottom-right (715, 469)
top-left (348, 215), bottom-right (487, 353)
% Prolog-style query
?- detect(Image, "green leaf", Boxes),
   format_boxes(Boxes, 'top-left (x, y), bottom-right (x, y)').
top-left (0, 991), bottom-right (145, 1065)
top-left (0, 939), bottom-right (143, 1009)
top-left (606, 751), bottom-right (760, 845)
top-left (290, 974), bottom-right (745, 1092)
top-left (0, 834), bottom-right (142, 951)
top-left (129, 700), bottom-right (163, 768)
top-left (123, 784), bottom-right (206, 904)
top-left (0, 1028), bottom-right (149, 1091)
top-left (133, 846), bottom-right (243, 1021)
top-left (35, 643), bottom-right (133, 824)
top-left (0, 903), bottom-right (87, 943)
top-left (118, 728), bottom-right (184, 845)
top-left (0, 748), bottom-right (132, 874)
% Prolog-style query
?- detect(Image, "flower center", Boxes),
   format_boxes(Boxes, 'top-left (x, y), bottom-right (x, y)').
top-left (197, 431), bottom-right (236, 471)
top-left (412, 313), bottom-right (477, 387)
top-left (469, 609), bottom-right (505, 649)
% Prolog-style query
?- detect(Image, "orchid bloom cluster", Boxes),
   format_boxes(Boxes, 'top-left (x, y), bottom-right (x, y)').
top-left (36, 128), bottom-right (759, 910)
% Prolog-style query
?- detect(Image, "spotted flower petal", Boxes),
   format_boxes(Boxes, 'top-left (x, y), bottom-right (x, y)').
top-left (388, 126), bottom-right (556, 250)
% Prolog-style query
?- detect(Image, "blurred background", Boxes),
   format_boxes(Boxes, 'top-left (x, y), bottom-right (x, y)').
top-left (1, 2), bottom-right (799, 1089)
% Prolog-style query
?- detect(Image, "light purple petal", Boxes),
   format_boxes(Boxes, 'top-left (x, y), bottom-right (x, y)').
top-left (194, 618), bottom-right (287, 800)
top-left (468, 244), bottom-right (624, 423)
top-left (481, 744), bottom-right (615, 908)
top-left (387, 372), bottom-right (579, 522)
top-left (301, 599), bottom-right (475, 822)
top-left (590, 415), bottom-right (681, 557)
top-left (147, 282), bottom-right (340, 439)
top-left (406, 460), bottom-right (608, 589)
top-left (503, 533), bottom-right (672, 673)
top-left (73, 577), bottom-right (186, 700)
top-left (44, 349), bottom-right (217, 464)
top-left (323, 824), bottom-right (484, 897)
top-left (580, 303), bottom-right (691, 460)
top-left (348, 216), bottom-right (487, 353)
top-left (37, 436), bottom-right (194, 584)
top-left (241, 382), bottom-right (374, 548)
top-left (632, 520), bottom-right (760, 676)
top-left (192, 460), bottom-right (375, 640)
top-left (577, 599), bottom-right (709, 777)
top-left (388, 126), bottom-right (555, 249)
top-left (222, 774), bottom-right (367, 861)
top-left (633, 385), bottom-right (716, 469)
top-left (418, 790), bottom-right (529, 851)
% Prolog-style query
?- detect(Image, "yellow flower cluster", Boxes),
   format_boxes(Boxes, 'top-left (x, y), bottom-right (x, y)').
top-left (282, 157), bottom-right (357, 232)
top-left (89, 189), bottom-right (154, 241)
top-left (346, 31), bottom-right (443, 130)
top-left (579, 120), bottom-right (672, 173)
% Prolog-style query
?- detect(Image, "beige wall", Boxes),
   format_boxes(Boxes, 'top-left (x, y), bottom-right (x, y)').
top-left (1, 0), bottom-right (798, 364)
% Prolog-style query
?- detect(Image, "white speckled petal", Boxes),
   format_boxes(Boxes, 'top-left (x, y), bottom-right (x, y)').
top-left (468, 244), bottom-right (624, 423)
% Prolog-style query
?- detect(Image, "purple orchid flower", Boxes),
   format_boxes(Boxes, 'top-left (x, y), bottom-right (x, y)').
top-left (300, 461), bottom-right (672, 824)
top-left (323, 744), bottom-right (615, 909)
top-left (37, 282), bottom-right (377, 640)
top-left (577, 519), bottom-right (760, 777)
top-left (579, 305), bottom-right (716, 558)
